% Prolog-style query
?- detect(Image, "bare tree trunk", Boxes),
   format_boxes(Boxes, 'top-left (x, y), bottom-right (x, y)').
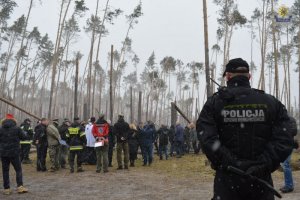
top-left (110, 45), bottom-right (114, 123)
top-left (13, 0), bottom-right (33, 101)
top-left (74, 55), bottom-right (80, 118)
top-left (271, 0), bottom-right (279, 98)
top-left (48, 0), bottom-right (71, 118)
top-left (138, 91), bottom-right (142, 123)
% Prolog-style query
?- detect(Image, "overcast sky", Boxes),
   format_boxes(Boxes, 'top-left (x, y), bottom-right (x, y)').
top-left (10, 0), bottom-right (296, 104)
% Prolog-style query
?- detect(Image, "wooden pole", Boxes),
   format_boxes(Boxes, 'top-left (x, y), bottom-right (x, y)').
top-left (110, 45), bottom-right (114, 123)
top-left (171, 102), bottom-right (191, 124)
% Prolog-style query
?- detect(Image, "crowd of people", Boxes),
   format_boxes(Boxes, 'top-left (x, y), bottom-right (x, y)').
top-left (0, 112), bottom-right (202, 195)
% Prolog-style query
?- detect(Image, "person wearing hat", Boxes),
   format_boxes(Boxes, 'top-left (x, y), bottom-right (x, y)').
top-left (197, 58), bottom-right (294, 200)
top-left (19, 118), bottom-right (34, 164)
top-left (0, 114), bottom-right (28, 195)
top-left (113, 114), bottom-right (130, 170)
top-left (46, 119), bottom-right (61, 172)
top-left (66, 117), bottom-right (86, 173)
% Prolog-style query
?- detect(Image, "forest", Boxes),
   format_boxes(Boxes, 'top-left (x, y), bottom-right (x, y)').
top-left (0, 0), bottom-right (299, 125)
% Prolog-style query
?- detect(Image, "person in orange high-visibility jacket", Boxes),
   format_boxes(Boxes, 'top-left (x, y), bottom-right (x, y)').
top-left (66, 117), bottom-right (86, 173)
top-left (92, 115), bottom-right (109, 173)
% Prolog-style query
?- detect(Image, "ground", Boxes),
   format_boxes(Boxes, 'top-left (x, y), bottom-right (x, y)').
top-left (1, 152), bottom-right (300, 200)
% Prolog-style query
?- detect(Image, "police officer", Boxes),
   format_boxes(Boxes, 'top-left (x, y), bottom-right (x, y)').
top-left (20, 118), bottom-right (34, 164)
top-left (197, 58), bottom-right (294, 200)
top-left (66, 117), bottom-right (86, 173)
top-left (33, 118), bottom-right (49, 172)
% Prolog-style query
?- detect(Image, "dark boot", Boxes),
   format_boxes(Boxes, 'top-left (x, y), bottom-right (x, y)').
top-left (130, 160), bottom-right (134, 167)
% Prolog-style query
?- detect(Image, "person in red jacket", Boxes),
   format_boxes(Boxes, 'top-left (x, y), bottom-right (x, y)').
top-left (92, 114), bottom-right (109, 173)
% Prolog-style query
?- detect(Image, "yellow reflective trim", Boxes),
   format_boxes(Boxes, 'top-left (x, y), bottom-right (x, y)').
top-left (80, 133), bottom-right (86, 137)
top-left (68, 128), bottom-right (79, 135)
top-left (20, 141), bottom-right (32, 144)
top-left (70, 146), bottom-right (83, 151)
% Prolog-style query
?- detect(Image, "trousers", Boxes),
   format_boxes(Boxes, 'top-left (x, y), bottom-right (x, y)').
top-left (116, 142), bottom-right (129, 167)
top-left (36, 144), bottom-right (48, 171)
top-left (1, 156), bottom-right (23, 189)
top-left (213, 170), bottom-right (274, 200)
top-left (49, 145), bottom-right (60, 170)
top-left (95, 145), bottom-right (109, 171)
top-left (69, 150), bottom-right (83, 169)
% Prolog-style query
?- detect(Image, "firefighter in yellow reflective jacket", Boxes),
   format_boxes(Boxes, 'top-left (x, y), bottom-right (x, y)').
top-left (66, 117), bottom-right (86, 173)
top-left (20, 119), bottom-right (34, 164)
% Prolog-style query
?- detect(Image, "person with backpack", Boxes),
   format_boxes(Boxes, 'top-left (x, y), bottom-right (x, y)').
top-left (92, 115), bottom-right (109, 173)
top-left (158, 124), bottom-right (169, 160)
top-left (280, 116), bottom-right (298, 193)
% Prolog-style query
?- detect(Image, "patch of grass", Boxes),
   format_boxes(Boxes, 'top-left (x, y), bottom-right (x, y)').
top-left (134, 153), bottom-right (214, 180)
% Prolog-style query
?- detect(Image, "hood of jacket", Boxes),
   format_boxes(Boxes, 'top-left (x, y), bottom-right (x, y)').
top-left (2, 119), bottom-right (17, 128)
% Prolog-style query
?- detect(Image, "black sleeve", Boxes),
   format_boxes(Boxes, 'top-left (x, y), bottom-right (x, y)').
top-left (18, 127), bottom-right (27, 140)
top-left (259, 99), bottom-right (294, 172)
top-left (196, 96), bottom-right (236, 169)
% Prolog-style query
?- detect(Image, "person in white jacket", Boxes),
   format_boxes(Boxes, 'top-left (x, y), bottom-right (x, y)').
top-left (84, 117), bottom-right (96, 164)
top-left (85, 117), bottom-right (96, 148)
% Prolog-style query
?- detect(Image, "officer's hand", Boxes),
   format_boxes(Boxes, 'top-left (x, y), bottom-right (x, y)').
top-left (245, 164), bottom-right (268, 177)
top-left (35, 140), bottom-right (39, 144)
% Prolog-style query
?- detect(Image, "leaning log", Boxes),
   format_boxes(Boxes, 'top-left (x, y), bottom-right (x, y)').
top-left (171, 102), bottom-right (191, 124)
top-left (0, 97), bottom-right (40, 120)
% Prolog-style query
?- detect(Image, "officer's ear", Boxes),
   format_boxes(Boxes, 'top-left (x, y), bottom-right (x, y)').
top-left (225, 73), bottom-right (232, 81)
top-left (248, 73), bottom-right (251, 80)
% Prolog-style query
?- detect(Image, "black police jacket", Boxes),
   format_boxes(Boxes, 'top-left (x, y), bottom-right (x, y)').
top-left (197, 76), bottom-right (294, 173)
top-left (20, 122), bottom-right (34, 140)
top-left (34, 124), bottom-right (48, 146)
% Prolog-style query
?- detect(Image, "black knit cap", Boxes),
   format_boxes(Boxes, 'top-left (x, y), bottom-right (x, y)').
top-left (223, 58), bottom-right (249, 77)
top-left (74, 117), bottom-right (80, 121)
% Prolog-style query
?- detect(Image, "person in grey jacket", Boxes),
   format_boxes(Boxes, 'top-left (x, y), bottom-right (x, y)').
top-left (46, 119), bottom-right (61, 172)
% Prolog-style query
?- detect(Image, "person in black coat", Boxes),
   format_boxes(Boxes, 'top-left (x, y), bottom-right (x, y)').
top-left (136, 122), bottom-right (144, 159)
top-left (128, 124), bottom-right (139, 167)
top-left (197, 58), bottom-right (293, 200)
top-left (113, 114), bottom-right (130, 169)
top-left (19, 118), bottom-right (34, 164)
top-left (0, 114), bottom-right (28, 195)
top-left (33, 118), bottom-right (49, 172)
top-left (157, 124), bottom-right (169, 160)
top-left (168, 125), bottom-right (175, 157)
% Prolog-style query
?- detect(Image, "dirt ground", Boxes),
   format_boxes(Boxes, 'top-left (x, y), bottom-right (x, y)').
top-left (1, 152), bottom-right (300, 200)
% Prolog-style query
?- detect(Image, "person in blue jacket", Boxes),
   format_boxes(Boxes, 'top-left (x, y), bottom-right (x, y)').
top-left (174, 121), bottom-right (184, 158)
top-left (141, 121), bottom-right (156, 166)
